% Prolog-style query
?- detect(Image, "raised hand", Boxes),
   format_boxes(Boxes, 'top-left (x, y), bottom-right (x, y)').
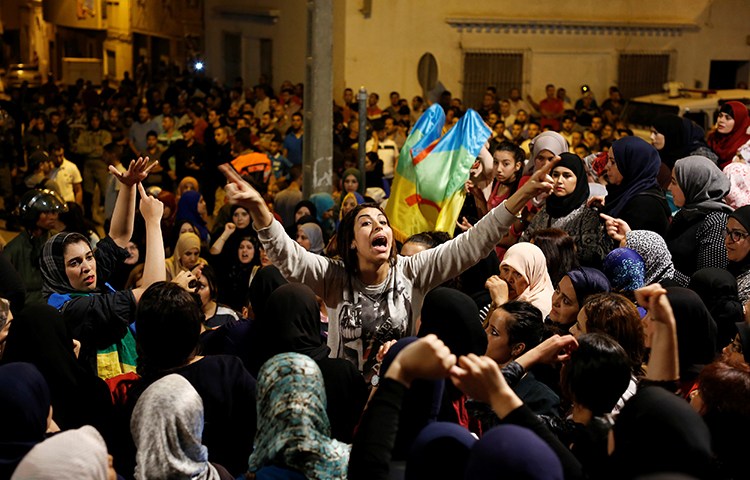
top-left (485, 275), bottom-right (509, 307)
top-left (505, 156), bottom-right (560, 215)
top-left (599, 213), bottom-right (631, 244)
top-left (515, 334), bottom-right (579, 371)
top-left (385, 334), bottom-right (456, 387)
top-left (634, 283), bottom-right (674, 325)
top-left (137, 182), bottom-right (164, 223)
top-left (219, 163), bottom-right (264, 209)
top-left (223, 222), bottom-right (237, 236)
top-left (110, 156), bottom-right (156, 186)
top-left (456, 216), bottom-right (473, 232)
top-left (449, 354), bottom-right (507, 404)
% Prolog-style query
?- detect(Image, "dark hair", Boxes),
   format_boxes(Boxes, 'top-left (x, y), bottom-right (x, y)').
top-left (234, 127), bottom-right (254, 149)
top-left (403, 231), bottom-right (450, 251)
top-left (201, 264), bottom-right (219, 302)
top-left (146, 130), bottom-right (158, 138)
top-left (291, 112), bottom-right (303, 120)
top-left (560, 332), bottom-right (632, 416)
top-left (336, 203), bottom-right (396, 277)
top-left (135, 282), bottom-right (203, 377)
top-left (489, 140), bottom-right (525, 193)
top-left (530, 228), bottom-right (579, 285)
top-left (59, 202), bottom-right (97, 237)
top-left (497, 301), bottom-right (544, 355)
top-left (581, 292), bottom-right (645, 376)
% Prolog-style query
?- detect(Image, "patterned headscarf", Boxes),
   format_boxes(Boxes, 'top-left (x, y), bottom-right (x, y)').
top-left (723, 161), bottom-right (750, 210)
top-left (131, 374), bottom-right (220, 480)
top-left (10, 426), bottom-right (110, 480)
top-left (40, 231), bottom-right (90, 299)
top-left (602, 247), bottom-right (646, 293)
top-left (624, 230), bottom-right (676, 285)
top-left (249, 353), bottom-right (350, 480)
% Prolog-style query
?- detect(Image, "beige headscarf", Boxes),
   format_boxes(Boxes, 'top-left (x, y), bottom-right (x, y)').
top-left (165, 232), bottom-right (207, 281)
top-left (500, 242), bottom-right (555, 317)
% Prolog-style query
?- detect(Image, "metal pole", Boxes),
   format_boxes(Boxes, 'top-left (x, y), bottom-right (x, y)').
top-left (357, 86), bottom-right (367, 195)
top-left (302, 0), bottom-right (333, 197)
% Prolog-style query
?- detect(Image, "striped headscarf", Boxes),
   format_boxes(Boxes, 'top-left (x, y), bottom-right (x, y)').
top-left (249, 352), bottom-right (350, 479)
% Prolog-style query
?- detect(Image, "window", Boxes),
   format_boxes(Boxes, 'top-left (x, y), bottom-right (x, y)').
top-left (463, 51), bottom-right (524, 111)
top-left (106, 49), bottom-right (115, 78)
top-left (618, 53), bottom-right (671, 99)
top-left (223, 32), bottom-right (241, 84)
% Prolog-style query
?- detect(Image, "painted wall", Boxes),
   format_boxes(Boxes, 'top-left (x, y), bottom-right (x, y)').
top-left (339, 0), bottom-right (750, 107)
top-left (204, 0), bottom-right (307, 87)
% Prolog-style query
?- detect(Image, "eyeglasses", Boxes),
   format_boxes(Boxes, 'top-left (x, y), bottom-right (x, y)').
top-left (724, 228), bottom-right (750, 243)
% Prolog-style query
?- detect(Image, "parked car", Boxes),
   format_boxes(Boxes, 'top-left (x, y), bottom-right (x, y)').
top-left (621, 88), bottom-right (750, 140)
top-left (6, 63), bottom-right (43, 89)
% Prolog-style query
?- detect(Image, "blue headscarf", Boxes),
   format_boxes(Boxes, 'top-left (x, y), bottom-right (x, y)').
top-left (176, 190), bottom-right (209, 241)
top-left (405, 422), bottom-right (476, 479)
top-left (464, 425), bottom-right (563, 480)
top-left (309, 193), bottom-right (335, 224)
top-left (565, 267), bottom-right (611, 305)
top-left (605, 136), bottom-right (661, 217)
top-left (602, 247), bottom-right (645, 293)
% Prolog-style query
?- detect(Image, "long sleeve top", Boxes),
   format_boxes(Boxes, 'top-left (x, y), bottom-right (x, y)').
top-left (256, 201), bottom-right (516, 373)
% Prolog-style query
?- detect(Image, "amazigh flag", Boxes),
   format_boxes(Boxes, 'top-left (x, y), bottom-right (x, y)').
top-left (385, 105), bottom-right (491, 242)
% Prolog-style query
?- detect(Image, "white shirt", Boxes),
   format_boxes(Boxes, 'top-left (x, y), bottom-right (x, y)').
top-left (49, 159), bottom-right (82, 203)
top-left (366, 138), bottom-right (399, 178)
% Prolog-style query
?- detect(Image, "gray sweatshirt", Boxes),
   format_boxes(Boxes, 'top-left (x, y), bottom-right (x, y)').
top-left (256, 202), bottom-right (516, 374)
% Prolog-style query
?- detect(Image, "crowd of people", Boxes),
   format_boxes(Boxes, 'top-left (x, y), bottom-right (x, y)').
top-left (0, 69), bottom-right (750, 479)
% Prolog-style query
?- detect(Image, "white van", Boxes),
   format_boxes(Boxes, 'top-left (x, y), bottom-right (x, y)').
top-left (621, 88), bottom-right (750, 140)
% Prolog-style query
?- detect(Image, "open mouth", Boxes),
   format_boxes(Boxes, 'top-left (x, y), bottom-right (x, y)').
top-left (84, 275), bottom-right (95, 285)
top-left (371, 234), bottom-right (388, 253)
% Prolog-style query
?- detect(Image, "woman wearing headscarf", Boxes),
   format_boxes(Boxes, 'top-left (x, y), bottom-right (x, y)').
top-left (131, 374), bottom-right (232, 480)
top-left (10, 426), bottom-right (116, 480)
top-left (310, 192), bottom-right (336, 240)
top-left (666, 287), bottom-right (718, 392)
top-left (520, 153), bottom-right (609, 266)
top-left (176, 190), bottom-right (210, 243)
top-left (623, 230), bottom-right (688, 286)
top-left (708, 100), bottom-right (750, 168)
top-left (723, 161), bottom-right (750, 209)
top-left (610, 386), bottom-right (714, 480)
top-left (651, 114), bottom-right (718, 169)
top-left (417, 287), bottom-right (487, 428)
top-left (689, 267), bottom-right (744, 347)
top-left (464, 424), bottom-right (564, 480)
top-left (601, 248), bottom-right (646, 306)
top-left (404, 422), bottom-right (476, 480)
top-left (601, 136), bottom-right (671, 236)
top-left (666, 156), bottom-right (731, 275)
top-left (493, 242), bottom-right (555, 317)
top-left (165, 232), bottom-right (208, 281)
top-left (0, 363), bottom-right (51, 479)
top-left (518, 131), bottom-right (569, 213)
top-left (39, 162), bottom-right (165, 377)
top-left (252, 284), bottom-right (367, 443)
top-left (724, 205), bottom-right (750, 303)
top-left (297, 222), bottom-right (326, 255)
top-left (547, 266), bottom-right (610, 332)
top-left (249, 352), bottom-right (350, 480)
top-left (1, 305), bottom-right (112, 432)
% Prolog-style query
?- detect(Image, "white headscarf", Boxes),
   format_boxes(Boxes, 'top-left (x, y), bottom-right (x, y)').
top-left (11, 426), bottom-right (110, 480)
top-left (131, 374), bottom-right (220, 480)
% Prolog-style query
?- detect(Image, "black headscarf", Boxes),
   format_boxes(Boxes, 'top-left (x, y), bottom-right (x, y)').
top-left (611, 386), bottom-right (714, 479)
top-left (545, 153), bottom-right (590, 218)
top-left (1, 304), bottom-right (111, 430)
top-left (652, 114), bottom-right (710, 169)
top-left (604, 136), bottom-right (661, 218)
top-left (248, 265), bottom-right (288, 322)
top-left (0, 362), bottom-right (50, 479)
top-left (418, 287), bottom-right (487, 357)
top-left (258, 283), bottom-right (330, 363)
top-left (665, 287), bottom-right (718, 386)
top-left (688, 268), bottom-right (743, 347)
